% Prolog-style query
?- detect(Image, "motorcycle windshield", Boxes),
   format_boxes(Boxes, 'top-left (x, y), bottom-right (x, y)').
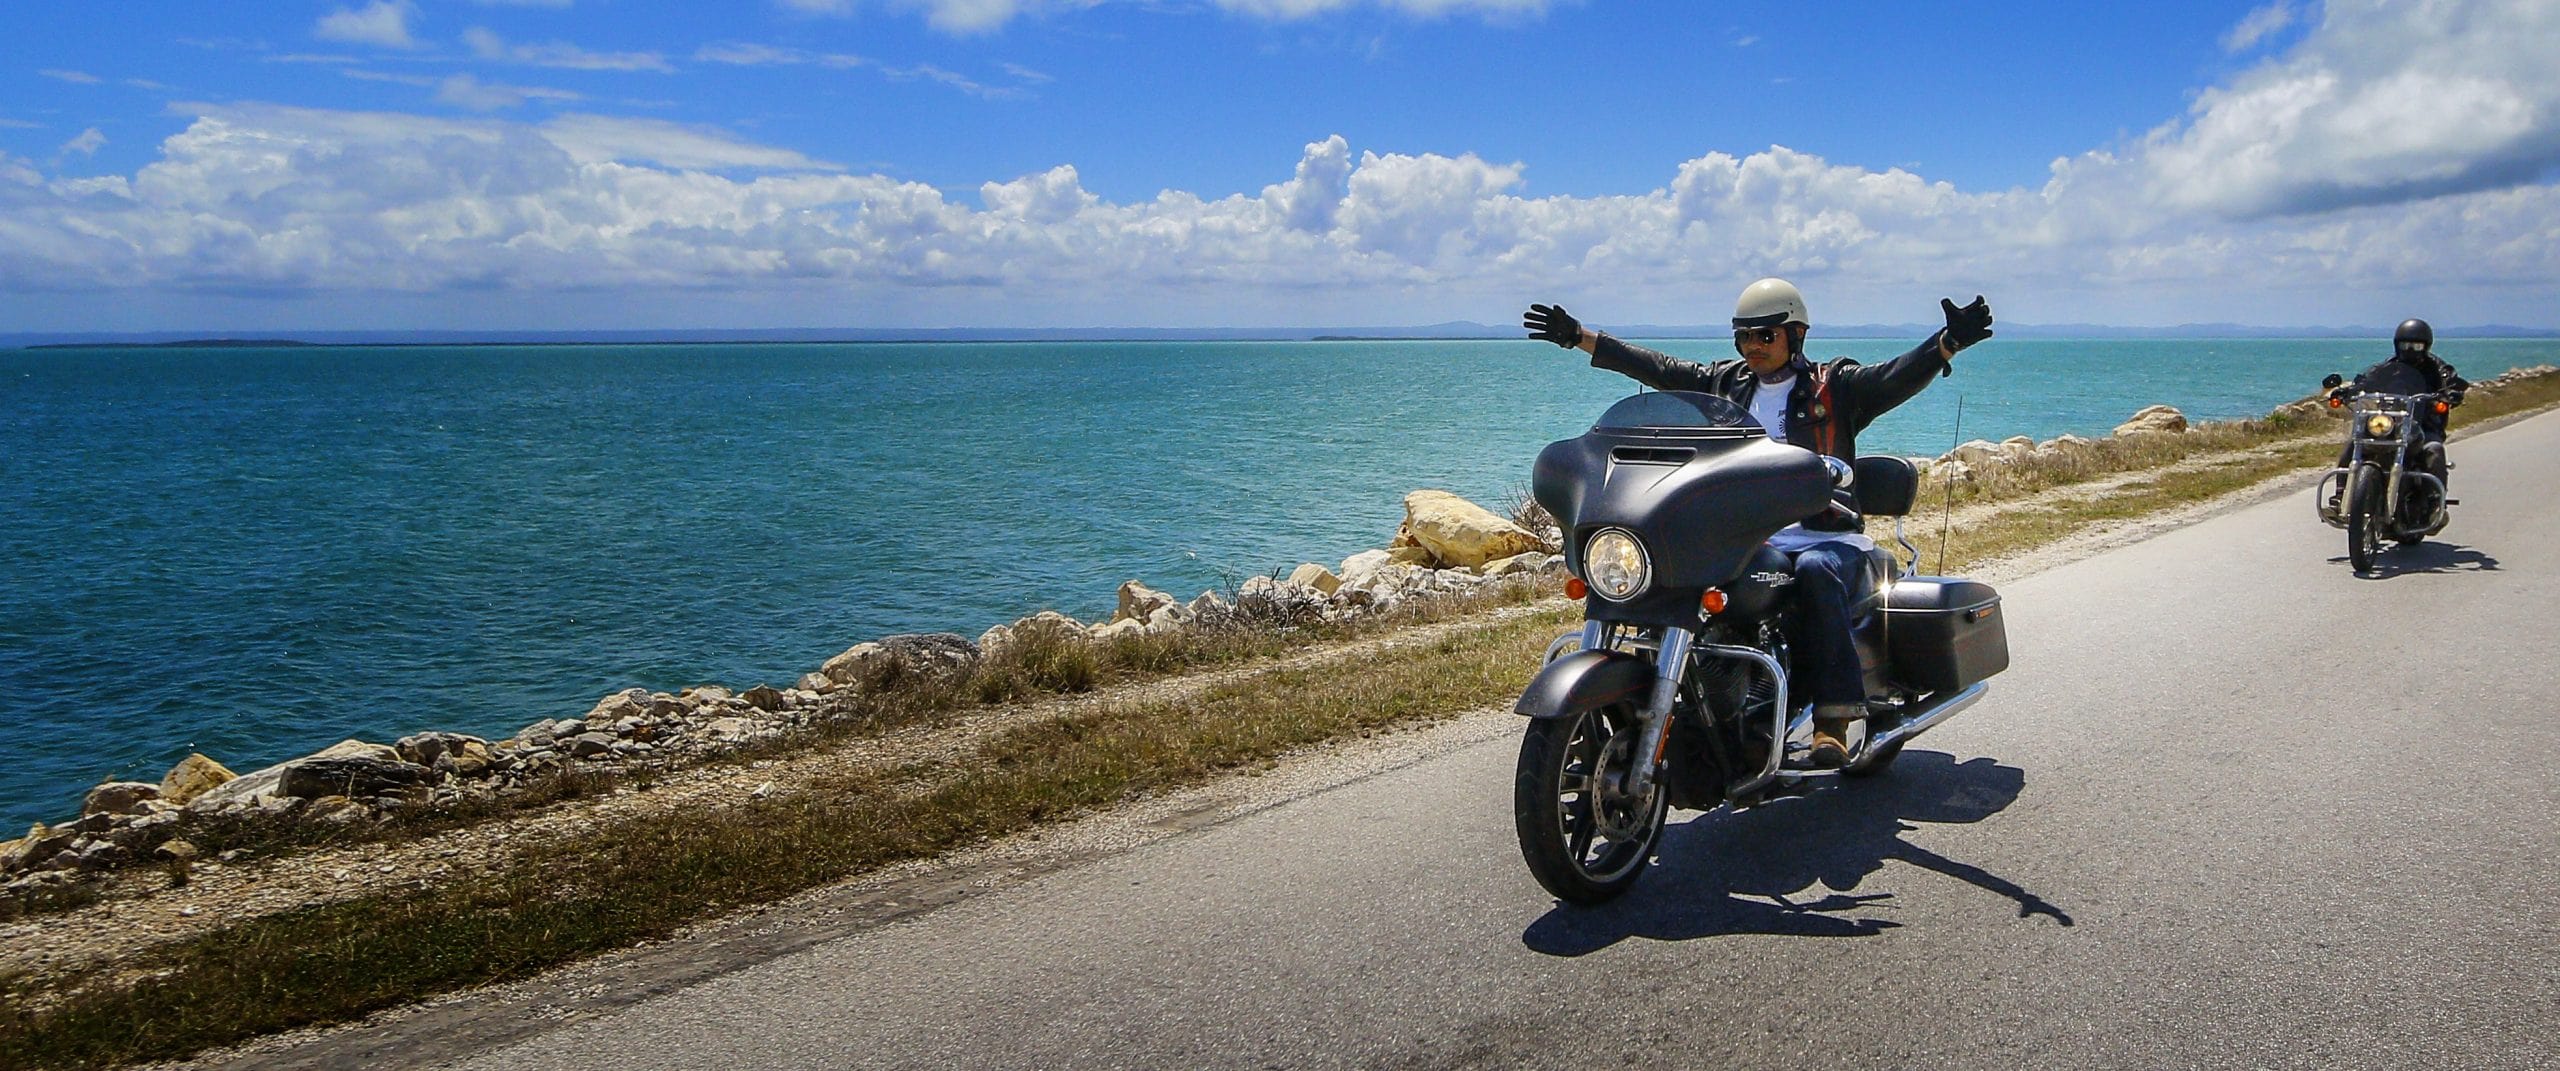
top-left (1592, 391), bottom-right (1763, 437)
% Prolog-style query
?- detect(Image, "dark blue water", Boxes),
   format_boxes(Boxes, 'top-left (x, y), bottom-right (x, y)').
top-left (3, 337), bottom-right (2551, 826)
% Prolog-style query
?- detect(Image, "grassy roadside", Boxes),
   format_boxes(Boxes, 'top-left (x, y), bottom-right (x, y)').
top-left (5, 370), bottom-right (2557, 1070)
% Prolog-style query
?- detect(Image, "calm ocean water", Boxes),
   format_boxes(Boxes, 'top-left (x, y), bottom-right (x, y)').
top-left (4, 336), bottom-right (2553, 826)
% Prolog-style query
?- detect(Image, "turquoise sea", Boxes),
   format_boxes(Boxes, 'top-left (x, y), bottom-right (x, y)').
top-left (4, 336), bottom-right (2554, 827)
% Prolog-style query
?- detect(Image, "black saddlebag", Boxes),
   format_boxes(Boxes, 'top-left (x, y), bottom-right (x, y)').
top-left (1883, 577), bottom-right (2009, 692)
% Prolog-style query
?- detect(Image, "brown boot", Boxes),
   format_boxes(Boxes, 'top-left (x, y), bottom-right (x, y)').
top-left (1807, 704), bottom-right (1863, 769)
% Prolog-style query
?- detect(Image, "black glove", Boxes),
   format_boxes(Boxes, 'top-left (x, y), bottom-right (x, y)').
top-left (1940, 295), bottom-right (1994, 352)
top-left (1523, 303), bottom-right (1583, 349)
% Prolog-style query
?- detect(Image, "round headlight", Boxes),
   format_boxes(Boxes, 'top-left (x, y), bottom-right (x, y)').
top-left (1583, 528), bottom-right (1651, 601)
top-left (2366, 413), bottom-right (2397, 437)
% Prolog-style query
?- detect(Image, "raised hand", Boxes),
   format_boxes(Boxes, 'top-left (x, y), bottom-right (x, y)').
top-left (1940, 295), bottom-right (1994, 352)
top-left (1523, 303), bottom-right (1584, 349)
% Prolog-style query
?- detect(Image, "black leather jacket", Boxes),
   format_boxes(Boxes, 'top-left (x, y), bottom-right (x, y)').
top-left (1588, 331), bottom-right (1954, 464)
top-left (2353, 350), bottom-right (2467, 437)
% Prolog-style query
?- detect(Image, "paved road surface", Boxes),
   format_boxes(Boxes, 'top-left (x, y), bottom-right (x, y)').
top-left (270, 413), bottom-right (2560, 1070)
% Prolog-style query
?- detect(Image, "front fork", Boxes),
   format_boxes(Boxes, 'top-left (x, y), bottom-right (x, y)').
top-left (1607, 625), bottom-right (1791, 801)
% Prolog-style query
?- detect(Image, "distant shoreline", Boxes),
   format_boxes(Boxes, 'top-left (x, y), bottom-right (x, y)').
top-left (13, 322), bottom-right (2560, 350)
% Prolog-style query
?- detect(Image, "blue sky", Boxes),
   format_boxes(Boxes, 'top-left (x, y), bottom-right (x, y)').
top-left (4, 1), bottom-right (2557, 332)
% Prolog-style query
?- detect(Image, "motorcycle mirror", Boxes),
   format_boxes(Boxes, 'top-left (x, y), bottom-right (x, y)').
top-left (2322, 373), bottom-right (2344, 389)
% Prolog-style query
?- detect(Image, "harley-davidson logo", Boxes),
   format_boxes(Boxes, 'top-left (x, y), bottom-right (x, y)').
top-left (1747, 571), bottom-right (1794, 584)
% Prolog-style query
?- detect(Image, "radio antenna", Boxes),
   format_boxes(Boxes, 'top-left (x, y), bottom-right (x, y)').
top-left (1937, 395), bottom-right (1964, 575)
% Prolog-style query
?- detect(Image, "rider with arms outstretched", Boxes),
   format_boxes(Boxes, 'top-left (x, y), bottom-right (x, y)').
top-left (1524, 280), bottom-right (1993, 767)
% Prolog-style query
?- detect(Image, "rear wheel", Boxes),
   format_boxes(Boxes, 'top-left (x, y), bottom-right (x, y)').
top-left (1513, 702), bottom-right (1667, 904)
top-left (2346, 463), bottom-right (2384, 573)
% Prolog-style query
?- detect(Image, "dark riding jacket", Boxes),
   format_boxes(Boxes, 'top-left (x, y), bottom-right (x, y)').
top-left (1588, 331), bottom-right (1954, 464)
top-left (2353, 350), bottom-right (2468, 439)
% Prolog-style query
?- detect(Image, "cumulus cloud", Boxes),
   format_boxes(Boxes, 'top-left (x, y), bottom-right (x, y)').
top-left (4, 0), bottom-right (2559, 328)
top-left (315, 1), bottom-right (421, 49)
top-left (58, 129), bottom-right (107, 157)
top-left (2115, 0), bottom-right (2560, 218)
top-left (462, 27), bottom-right (674, 71)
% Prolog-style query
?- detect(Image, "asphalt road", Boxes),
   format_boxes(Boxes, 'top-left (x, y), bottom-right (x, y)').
top-left (297, 413), bottom-right (2560, 1070)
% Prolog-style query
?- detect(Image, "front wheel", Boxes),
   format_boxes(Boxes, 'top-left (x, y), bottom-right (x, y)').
top-left (1513, 703), bottom-right (1667, 905)
top-left (2346, 463), bottom-right (2384, 573)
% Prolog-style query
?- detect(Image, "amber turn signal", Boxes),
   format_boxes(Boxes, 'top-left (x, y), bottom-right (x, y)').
top-left (2433, 400), bottom-right (2450, 415)
top-left (2327, 396), bottom-right (2344, 408)
top-left (1564, 577), bottom-right (1588, 600)
top-left (1701, 588), bottom-right (1728, 614)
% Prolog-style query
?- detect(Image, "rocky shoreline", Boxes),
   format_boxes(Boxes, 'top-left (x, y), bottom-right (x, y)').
top-left (0, 487), bottom-right (1569, 913)
top-left (7, 370), bottom-right (2551, 917)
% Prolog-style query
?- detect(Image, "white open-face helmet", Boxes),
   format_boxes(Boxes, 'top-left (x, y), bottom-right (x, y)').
top-left (1732, 277), bottom-right (1809, 329)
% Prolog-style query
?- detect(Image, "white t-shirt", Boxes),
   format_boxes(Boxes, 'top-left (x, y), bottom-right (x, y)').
top-left (1747, 372), bottom-right (1877, 554)
top-left (1747, 372), bottom-right (1795, 443)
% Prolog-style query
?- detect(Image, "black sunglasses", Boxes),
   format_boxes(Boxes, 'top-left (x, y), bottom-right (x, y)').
top-left (1733, 326), bottom-right (1784, 345)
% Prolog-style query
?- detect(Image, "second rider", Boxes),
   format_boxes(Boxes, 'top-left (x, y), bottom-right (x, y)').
top-left (1523, 280), bottom-right (1993, 767)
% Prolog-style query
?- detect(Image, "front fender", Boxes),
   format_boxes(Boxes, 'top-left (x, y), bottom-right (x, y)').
top-left (1514, 648), bottom-right (1654, 719)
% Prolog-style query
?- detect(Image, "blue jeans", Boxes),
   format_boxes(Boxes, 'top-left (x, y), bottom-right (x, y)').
top-left (1789, 541), bottom-right (1871, 712)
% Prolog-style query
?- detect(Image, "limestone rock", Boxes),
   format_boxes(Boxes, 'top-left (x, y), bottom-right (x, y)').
top-left (1338, 549), bottom-right (1394, 581)
top-left (2114, 405), bottom-right (2188, 436)
top-left (1401, 490), bottom-right (1543, 569)
top-left (1287, 563), bottom-right (1343, 595)
top-left (1478, 551), bottom-right (1546, 578)
top-left (279, 757), bottom-right (435, 800)
top-left (982, 611), bottom-right (1087, 660)
top-left (1112, 581), bottom-right (1177, 624)
top-left (585, 688), bottom-right (650, 724)
top-left (1946, 439), bottom-right (2002, 467)
top-left (740, 685), bottom-right (785, 712)
top-left (81, 782), bottom-right (161, 817)
top-left (190, 740), bottom-right (394, 812)
top-left (1089, 617), bottom-right (1146, 642)
top-left (1185, 590), bottom-right (1230, 617)
top-left (822, 633), bottom-right (978, 689)
top-left (1386, 545), bottom-right (1438, 567)
top-left (158, 754), bottom-right (236, 806)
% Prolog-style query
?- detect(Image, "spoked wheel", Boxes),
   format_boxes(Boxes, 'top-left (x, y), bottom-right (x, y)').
top-left (1513, 702), bottom-right (1668, 905)
top-left (2346, 463), bottom-right (2384, 574)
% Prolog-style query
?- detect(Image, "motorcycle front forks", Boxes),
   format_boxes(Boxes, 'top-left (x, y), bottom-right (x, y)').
top-left (1606, 624), bottom-right (1791, 801)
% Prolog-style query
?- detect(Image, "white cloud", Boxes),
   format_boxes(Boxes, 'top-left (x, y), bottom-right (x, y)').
top-left (694, 42), bottom-right (867, 68)
top-left (0, 118), bottom-right (43, 130)
top-left (783, 0), bottom-right (1553, 33)
top-left (315, 1), bottom-right (421, 49)
top-left (7, 0), bottom-right (2560, 331)
top-left (463, 27), bottom-right (674, 72)
top-left (41, 69), bottom-right (103, 85)
top-left (438, 74), bottom-right (584, 111)
top-left (537, 115), bottom-right (841, 170)
top-left (880, 63), bottom-right (1021, 99)
top-left (59, 129), bottom-right (107, 157)
top-left (2118, 0), bottom-right (2560, 219)
top-left (2221, 1), bottom-right (2295, 53)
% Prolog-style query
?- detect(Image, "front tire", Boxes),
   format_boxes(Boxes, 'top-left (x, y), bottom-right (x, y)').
top-left (1513, 703), bottom-right (1667, 905)
top-left (2346, 463), bottom-right (2384, 573)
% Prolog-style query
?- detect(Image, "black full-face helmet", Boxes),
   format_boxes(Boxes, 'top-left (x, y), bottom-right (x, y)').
top-left (2395, 318), bottom-right (2433, 355)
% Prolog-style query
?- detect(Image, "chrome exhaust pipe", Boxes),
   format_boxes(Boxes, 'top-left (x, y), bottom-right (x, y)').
top-left (1863, 682), bottom-right (1990, 756)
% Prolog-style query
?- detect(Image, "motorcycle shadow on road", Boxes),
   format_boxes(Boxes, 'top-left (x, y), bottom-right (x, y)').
top-left (2331, 540), bottom-right (2501, 578)
top-left (1522, 751), bottom-right (2071, 958)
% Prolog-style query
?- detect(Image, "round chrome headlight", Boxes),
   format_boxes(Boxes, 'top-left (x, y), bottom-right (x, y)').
top-left (1583, 528), bottom-right (1651, 601)
top-left (2365, 413), bottom-right (2397, 437)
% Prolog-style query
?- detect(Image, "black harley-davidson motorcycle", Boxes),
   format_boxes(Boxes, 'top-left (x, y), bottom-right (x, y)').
top-left (2315, 372), bottom-right (2458, 574)
top-left (1511, 391), bottom-right (2010, 904)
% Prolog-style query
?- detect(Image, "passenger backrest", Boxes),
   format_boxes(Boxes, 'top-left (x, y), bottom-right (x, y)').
top-left (1853, 455), bottom-right (1920, 518)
